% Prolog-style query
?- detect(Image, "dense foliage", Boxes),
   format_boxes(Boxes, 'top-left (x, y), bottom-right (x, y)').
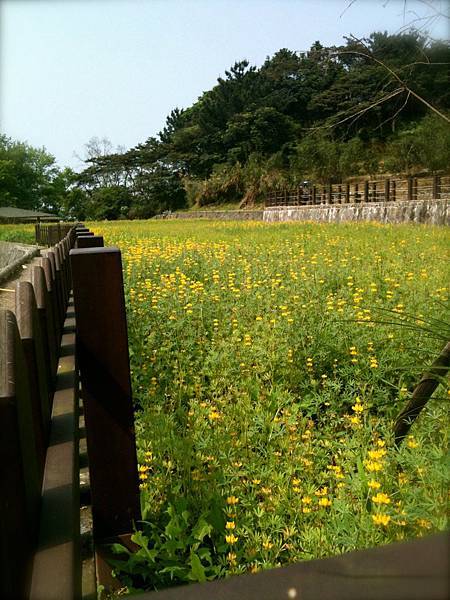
top-left (1, 31), bottom-right (449, 219)
top-left (87, 220), bottom-right (448, 592)
top-left (0, 134), bottom-right (82, 217)
top-left (76, 31), bottom-right (450, 218)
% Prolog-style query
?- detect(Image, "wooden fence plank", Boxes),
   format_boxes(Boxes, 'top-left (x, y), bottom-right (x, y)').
top-left (15, 281), bottom-right (51, 481)
top-left (41, 256), bottom-right (61, 356)
top-left (70, 247), bottom-right (141, 541)
top-left (137, 533), bottom-right (448, 600)
top-left (32, 264), bottom-right (58, 387)
top-left (0, 310), bottom-right (40, 600)
top-left (29, 304), bottom-right (81, 600)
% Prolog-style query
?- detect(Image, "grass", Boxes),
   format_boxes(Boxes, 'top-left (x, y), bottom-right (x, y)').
top-left (87, 219), bottom-right (449, 593)
top-left (183, 202), bottom-right (243, 212)
top-left (0, 223), bottom-right (36, 245)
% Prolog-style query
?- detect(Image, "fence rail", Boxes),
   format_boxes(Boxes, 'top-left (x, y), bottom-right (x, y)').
top-left (1, 223), bottom-right (448, 599)
top-left (265, 174), bottom-right (450, 207)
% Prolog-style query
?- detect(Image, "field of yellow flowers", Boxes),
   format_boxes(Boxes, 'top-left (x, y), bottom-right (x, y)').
top-left (1, 220), bottom-right (448, 591)
top-left (85, 219), bottom-right (448, 592)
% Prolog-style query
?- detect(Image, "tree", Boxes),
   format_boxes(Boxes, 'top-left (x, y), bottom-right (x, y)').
top-left (130, 165), bottom-right (186, 218)
top-left (0, 134), bottom-right (64, 211)
top-left (72, 27), bottom-right (450, 213)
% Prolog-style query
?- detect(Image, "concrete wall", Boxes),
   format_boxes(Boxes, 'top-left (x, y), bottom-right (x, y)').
top-left (157, 200), bottom-right (448, 226)
top-left (263, 200), bottom-right (448, 226)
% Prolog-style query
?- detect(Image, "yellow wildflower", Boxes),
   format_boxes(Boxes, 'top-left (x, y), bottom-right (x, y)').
top-left (225, 534), bottom-right (238, 545)
top-left (368, 480), bottom-right (381, 490)
top-left (372, 514), bottom-right (391, 526)
top-left (407, 436), bottom-right (419, 449)
top-left (372, 493), bottom-right (391, 505)
top-left (364, 460), bottom-right (383, 472)
top-left (368, 449), bottom-right (386, 460)
top-left (318, 497), bottom-right (332, 507)
top-left (227, 496), bottom-right (239, 505)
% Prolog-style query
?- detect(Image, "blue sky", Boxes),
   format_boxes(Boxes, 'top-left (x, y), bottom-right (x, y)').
top-left (1, 0), bottom-right (448, 170)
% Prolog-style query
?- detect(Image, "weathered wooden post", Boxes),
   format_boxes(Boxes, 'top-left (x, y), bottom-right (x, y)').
top-left (76, 235), bottom-right (104, 249)
top-left (395, 342), bottom-right (450, 446)
top-left (70, 247), bottom-right (141, 542)
top-left (312, 186), bottom-right (317, 205)
top-left (35, 220), bottom-right (41, 245)
top-left (48, 250), bottom-right (64, 331)
top-left (407, 176), bottom-right (413, 201)
top-left (15, 281), bottom-right (51, 480)
top-left (345, 183), bottom-right (350, 203)
top-left (0, 310), bottom-right (40, 599)
top-left (40, 257), bottom-right (61, 359)
top-left (364, 180), bottom-right (369, 203)
top-left (384, 179), bottom-right (390, 202)
top-left (432, 175), bottom-right (441, 200)
top-left (31, 265), bottom-right (57, 392)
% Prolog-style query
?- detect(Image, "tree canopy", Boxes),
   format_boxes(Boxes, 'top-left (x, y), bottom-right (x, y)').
top-left (74, 30), bottom-right (449, 217)
top-left (2, 30), bottom-right (449, 219)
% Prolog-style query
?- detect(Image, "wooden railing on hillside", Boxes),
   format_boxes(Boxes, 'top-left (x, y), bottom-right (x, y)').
top-left (1, 224), bottom-right (448, 599)
top-left (265, 174), bottom-right (450, 207)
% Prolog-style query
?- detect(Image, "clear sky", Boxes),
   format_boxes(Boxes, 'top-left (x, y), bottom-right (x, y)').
top-left (1, 0), bottom-right (448, 171)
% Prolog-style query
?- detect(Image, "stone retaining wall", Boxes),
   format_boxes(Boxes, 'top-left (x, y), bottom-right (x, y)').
top-left (263, 199), bottom-right (448, 226)
top-left (158, 200), bottom-right (448, 226)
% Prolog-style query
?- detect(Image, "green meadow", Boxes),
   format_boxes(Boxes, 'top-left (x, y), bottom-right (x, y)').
top-left (93, 220), bottom-right (449, 591)
top-left (2, 220), bottom-right (449, 592)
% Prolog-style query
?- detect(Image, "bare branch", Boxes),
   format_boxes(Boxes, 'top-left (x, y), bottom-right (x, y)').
top-left (376, 90), bottom-right (411, 130)
top-left (409, 88), bottom-right (450, 122)
top-left (333, 48), bottom-right (450, 124)
top-left (339, 0), bottom-right (358, 19)
top-left (305, 87), bottom-right (405, 131)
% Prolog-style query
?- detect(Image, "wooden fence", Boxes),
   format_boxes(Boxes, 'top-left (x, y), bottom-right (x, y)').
top-left (265, 174), bottom-right (450, 207)
top-left (0, 223), bottom-right (448, 599)
top-left (0, 224), bottom-right (140, 600)
top-left (35, 222), bottom-right (74, 246)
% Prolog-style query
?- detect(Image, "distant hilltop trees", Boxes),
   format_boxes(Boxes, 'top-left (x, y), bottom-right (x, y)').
top-left (2, 31), bottom-right (449, 220)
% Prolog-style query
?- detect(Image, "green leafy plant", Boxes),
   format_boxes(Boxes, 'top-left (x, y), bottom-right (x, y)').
top-left (109, 499), bottom-right (226, 591)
